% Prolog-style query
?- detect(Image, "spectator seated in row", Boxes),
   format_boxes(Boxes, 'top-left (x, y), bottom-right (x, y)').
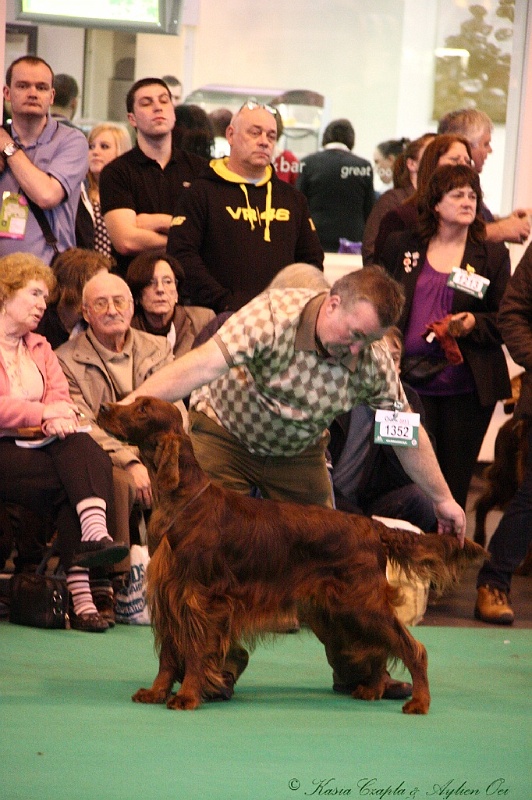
top-left (0, 253), bottom-right (128, 633)
top-left (36, 248), bottom-right (114, 349)
top-left (126, 249), bottom-right (214, 358)
top-left (55, 271), bottom-right (185, 549)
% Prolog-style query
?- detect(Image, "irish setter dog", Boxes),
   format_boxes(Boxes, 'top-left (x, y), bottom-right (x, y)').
top-left (98, 397), bottom-right (485, 714)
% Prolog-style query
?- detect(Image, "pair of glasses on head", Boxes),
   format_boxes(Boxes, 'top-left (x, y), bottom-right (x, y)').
top-left (86, 296), bottom-right (132, 315)
top-left (240, 100), bottom-right (276, 115)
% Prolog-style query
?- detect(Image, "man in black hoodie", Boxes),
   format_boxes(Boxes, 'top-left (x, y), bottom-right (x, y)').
top-left (167, 101), bottom-right (324, 312)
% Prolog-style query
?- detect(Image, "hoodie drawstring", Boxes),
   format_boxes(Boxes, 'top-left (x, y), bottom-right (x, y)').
top-left (239, 181), bottom-right (272, 242)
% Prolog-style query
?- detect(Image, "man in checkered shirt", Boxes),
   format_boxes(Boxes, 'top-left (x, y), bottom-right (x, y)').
top-left (126, 265), bottom-right (464, 530)
top-left (124, 265), bottom-right (466, 696)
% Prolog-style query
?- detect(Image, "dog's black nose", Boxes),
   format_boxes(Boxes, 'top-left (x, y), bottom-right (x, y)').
top-left (99, 403), bottom-right (110, 414)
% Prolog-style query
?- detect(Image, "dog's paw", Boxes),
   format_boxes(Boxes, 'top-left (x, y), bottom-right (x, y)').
top-left (167, 691), bottom-right (201, 710)
top-left (132, 687), bottom-right (169, 704)
top-left (350, 685), bottom-right (383, 702)
top-left (402, 697), bottom-right (429, 714)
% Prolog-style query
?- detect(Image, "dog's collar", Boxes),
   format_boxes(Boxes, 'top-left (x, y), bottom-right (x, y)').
top-left (180, 481), bottom-right (211, 512)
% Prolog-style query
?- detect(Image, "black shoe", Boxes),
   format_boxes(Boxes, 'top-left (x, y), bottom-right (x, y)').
top-left (93, 595), bottom-right (116, 628)
top-left (72, 540), bottom-right (129, 569)
top-left (333, 671), bottom-right (412, 700)
top-left (382, 673), bottom-right (412, 700)
top-left (69, 610), bottom-right (109, 632)
top-left (205, 671), bottom-right (235, 702)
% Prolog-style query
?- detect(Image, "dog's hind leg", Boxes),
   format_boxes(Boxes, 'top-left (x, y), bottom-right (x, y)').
top-left (132, 638), bottom-right (181, 704)
top-left (388, 619), bottom-right (430, 714)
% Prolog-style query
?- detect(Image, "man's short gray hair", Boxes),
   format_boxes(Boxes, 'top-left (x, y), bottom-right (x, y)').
top-left (330, 266), bottom-right (405, 329)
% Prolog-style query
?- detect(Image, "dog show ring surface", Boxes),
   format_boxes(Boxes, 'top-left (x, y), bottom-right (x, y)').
top-left (1, 622), bottom-right (530, 800)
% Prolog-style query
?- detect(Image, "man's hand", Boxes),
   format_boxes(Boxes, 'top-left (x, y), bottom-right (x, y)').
top-left (487, 210), bottom-right (531, 244)
top-left (125, 462), bottom-right (152, 508)
top-left (433, 498), bottom-right (466, 547)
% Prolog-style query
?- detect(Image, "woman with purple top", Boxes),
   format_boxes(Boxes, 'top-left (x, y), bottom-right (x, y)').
top-left (378, 164), bottom-right (511, 511)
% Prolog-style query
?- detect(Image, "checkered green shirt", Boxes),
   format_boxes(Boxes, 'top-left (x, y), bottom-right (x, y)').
top-left (190, 288), bottom-right (407, 456)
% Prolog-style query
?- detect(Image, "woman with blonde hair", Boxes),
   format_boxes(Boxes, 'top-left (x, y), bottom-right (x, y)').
top-left (76, 123), bottom-right (132, 254)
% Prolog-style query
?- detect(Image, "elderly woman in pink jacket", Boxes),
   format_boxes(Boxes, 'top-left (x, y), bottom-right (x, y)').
top-left (0, 253), bottom-right (127, 632)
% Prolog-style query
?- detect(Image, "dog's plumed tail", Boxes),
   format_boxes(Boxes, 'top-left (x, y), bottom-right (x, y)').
top-left (377, 525), bottom-right (487, 596)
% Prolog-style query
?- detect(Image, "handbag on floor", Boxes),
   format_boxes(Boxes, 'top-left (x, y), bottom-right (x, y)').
top-left (9, 549), bottom-right (69, 629)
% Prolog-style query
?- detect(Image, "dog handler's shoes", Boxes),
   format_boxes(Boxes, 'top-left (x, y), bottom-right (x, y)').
top-left (333, 671), bottom-right (412, 700)
top-left (474, 585), bottom-right (514, 625)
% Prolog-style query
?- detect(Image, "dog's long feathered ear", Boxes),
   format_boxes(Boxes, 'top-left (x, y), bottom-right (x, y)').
top-left (153, 433), bottom-right (181, 493)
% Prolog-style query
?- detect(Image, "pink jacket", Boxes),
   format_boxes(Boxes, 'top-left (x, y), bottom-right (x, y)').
top-left (0, 332), bottom-right (71, 430)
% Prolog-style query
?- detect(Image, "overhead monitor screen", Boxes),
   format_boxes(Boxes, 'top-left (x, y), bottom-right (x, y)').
top-left (16, 1), bottom-right (179, 34)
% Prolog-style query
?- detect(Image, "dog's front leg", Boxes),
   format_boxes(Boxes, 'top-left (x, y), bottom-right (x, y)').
top-left (167, 654), bottom-right (205, 710)
top-left (132, 638), bottom-right (179, 704)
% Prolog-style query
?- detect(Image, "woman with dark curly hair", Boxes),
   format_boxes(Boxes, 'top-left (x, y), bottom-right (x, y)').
top-left (378, 164), bottom-right (511, 511)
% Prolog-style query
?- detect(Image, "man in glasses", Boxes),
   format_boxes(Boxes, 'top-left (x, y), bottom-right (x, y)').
top-left (56, 271), bottom-right (181, 516)
top-left (123, 264), bottom-right (465, 700)
top-left (125, 265), bottom-right (463, 532)
top-left (167, 100), bottom-right (324, 313)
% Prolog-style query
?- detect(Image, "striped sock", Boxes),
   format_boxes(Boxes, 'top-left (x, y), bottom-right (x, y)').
top-left (67, 567), bottom-right (98, 617)
top-left (76, 498), bottom-right (112, 543)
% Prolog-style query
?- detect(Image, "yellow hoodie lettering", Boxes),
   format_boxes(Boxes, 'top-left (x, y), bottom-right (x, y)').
top-left (170, 216), bottom-right (187, 227)
top-left (225, 206), bottom-right (290, 222)
top-left (226, 206), bottom-right (242, 220)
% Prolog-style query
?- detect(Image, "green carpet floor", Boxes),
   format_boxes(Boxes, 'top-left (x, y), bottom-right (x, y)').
top-left (1, 622), bottom-right (530, 800)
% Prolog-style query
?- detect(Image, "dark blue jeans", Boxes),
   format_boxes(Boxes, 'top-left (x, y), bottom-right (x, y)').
top-left (477, 424), bottom-right (532, 593)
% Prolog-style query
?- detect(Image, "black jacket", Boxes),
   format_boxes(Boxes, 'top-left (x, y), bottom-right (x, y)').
top-left (167, 158), bottom-right (324, 313)
top-left (498, 242), bottom-right (532, 420)
top-left (379, 231), bottom-right (512, 406)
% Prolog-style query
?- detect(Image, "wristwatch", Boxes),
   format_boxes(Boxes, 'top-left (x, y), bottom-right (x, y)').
top-left (2, 141), bottom-right (19, 158)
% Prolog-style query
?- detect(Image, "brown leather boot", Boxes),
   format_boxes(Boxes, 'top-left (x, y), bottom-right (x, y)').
top-left (474, 585), bottom-right (514, 625)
